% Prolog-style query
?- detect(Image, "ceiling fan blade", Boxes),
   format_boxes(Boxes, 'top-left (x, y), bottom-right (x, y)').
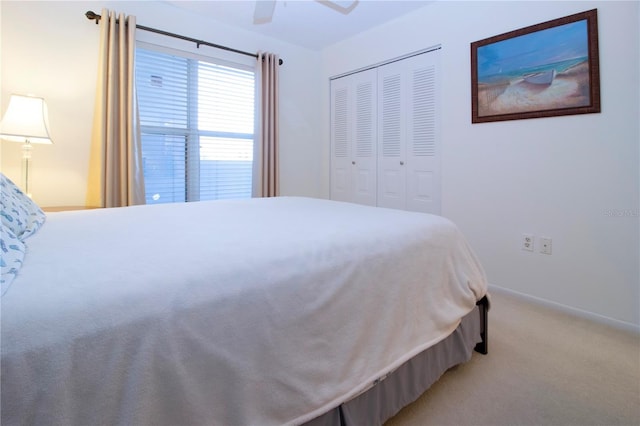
top-left (254, 0), bottom-right (276, 24)
top-left (316, 0), bottom-right (359, 15)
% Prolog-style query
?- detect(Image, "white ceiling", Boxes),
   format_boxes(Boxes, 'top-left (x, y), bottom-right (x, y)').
top-left (165, 1), bottom-right (434, 50)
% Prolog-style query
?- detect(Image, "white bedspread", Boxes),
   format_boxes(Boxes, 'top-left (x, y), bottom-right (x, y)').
top-left (1, 197), bottom-right (487, 426)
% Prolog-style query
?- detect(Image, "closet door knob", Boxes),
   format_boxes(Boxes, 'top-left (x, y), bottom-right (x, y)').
top-left (400, 161), bottom-right (405, 166)
top-left (352, 161), bottom-right (356, 165)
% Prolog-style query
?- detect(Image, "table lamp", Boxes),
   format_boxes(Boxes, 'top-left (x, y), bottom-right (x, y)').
top-left (0, 94), bottom-right (53, 197)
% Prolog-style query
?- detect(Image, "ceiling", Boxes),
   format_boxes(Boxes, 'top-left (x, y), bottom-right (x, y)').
top-left (165, 1), bottom-right (434, 50)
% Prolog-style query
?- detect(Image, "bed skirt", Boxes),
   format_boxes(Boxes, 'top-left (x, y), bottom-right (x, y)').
top-left (306, 299), bottom-right (487, 426)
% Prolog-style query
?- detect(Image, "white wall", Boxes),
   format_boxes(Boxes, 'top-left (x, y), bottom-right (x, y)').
top-left (0, 0), bottom-right (324, 205)
top-left (321, 1), bottom-right (640, 328)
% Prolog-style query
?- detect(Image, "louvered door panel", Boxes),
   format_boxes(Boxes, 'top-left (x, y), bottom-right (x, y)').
top-left (406, 53), bottom-right (441, 214)
top-left (377, 61), bottom-right (406, 210)
top-left (351, 69), bottom-right (377, 206)
top-left (330, 82), bottom-right (351, 202)
top-left (330, 68), bottom-right (377, 205)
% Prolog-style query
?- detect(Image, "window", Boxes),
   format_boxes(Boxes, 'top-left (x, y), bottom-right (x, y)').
top-left (136, 47), bottom-right (255, 204)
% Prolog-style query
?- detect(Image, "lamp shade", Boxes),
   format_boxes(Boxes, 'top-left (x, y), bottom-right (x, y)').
top-left (0, 94), bottom-right (53, 144)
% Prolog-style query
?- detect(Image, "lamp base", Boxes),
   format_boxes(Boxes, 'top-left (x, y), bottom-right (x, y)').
top-left (21, 142), bottom-right (33, 198)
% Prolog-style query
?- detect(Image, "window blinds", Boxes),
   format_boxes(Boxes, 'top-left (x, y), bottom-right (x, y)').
top-left (136, 48), bottom-right (255, 204)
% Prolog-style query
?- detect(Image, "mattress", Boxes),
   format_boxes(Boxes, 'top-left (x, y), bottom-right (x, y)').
top-left (1, 196), bottom-right (488, 425)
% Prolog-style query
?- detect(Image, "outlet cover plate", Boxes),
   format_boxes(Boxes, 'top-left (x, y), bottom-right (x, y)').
top-left (522, 234), bottom-right (534, 252)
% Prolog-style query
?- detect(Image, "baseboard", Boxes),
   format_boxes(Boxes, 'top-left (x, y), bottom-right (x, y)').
top-left (488, 284), bottom-right (640, 335)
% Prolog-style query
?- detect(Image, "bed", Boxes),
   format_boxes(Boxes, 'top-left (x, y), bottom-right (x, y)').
top-left (0, 173), bottom-right (488, 426)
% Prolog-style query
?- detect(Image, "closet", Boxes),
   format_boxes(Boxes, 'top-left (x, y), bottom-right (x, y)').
top-left (330, 48), bottom-right (441, 214)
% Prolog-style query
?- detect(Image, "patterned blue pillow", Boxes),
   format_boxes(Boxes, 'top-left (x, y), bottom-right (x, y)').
top-left (1, 225), bottom-right (26, 296)
top-left (0, 173), bottom-right (46, 240)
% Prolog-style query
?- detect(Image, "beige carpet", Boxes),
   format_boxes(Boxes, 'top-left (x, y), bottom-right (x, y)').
top-left (385, 290), bottom-right (640, 426)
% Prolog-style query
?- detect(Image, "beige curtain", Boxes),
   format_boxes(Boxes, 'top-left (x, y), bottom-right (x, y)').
top-left (87, 8), bottom-right (145, 208)
top-left (253, 52), bottom-right (280, 198)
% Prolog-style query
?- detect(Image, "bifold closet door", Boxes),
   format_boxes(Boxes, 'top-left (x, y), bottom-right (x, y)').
top-left (330, 68), bottom-right (377, 206)
top-left (377, 51), bottom-right (441, 214)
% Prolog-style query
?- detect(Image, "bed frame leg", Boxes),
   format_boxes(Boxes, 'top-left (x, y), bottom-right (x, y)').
top-left (474, 296), bottom-right (489, 355)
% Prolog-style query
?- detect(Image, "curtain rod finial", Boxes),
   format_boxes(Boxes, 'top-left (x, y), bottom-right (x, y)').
top-left (85, 10), bottom-right (101, 23)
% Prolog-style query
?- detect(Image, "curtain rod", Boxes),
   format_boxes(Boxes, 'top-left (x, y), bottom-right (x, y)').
top-left (85, 10), bottom-right (283, 66)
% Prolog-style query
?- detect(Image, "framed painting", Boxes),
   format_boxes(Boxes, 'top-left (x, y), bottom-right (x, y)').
top-left (471, 9), bottom-right (600, 123)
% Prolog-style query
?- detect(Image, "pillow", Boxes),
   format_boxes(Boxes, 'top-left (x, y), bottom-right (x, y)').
top-left (1, 226), bottom-right (26, 296)
top-left (0, 173), bottom-right (46, 240)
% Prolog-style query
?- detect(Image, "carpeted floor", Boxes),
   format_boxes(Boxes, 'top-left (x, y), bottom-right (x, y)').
top-left (385, 290), bottom-right (640, 426)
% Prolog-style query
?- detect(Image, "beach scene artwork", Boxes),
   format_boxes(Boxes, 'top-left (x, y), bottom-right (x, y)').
top-left (476, 19), bottom-right (592, 118)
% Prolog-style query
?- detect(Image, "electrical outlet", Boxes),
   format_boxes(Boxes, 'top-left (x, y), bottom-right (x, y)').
top-left (522, 234), bottom-right (534, 252)
top-left (540, 237), bottom-right (552, 255)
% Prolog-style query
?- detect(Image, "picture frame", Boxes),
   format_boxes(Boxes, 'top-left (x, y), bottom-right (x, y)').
top-left (471, 9), bottom-right (600, 123)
